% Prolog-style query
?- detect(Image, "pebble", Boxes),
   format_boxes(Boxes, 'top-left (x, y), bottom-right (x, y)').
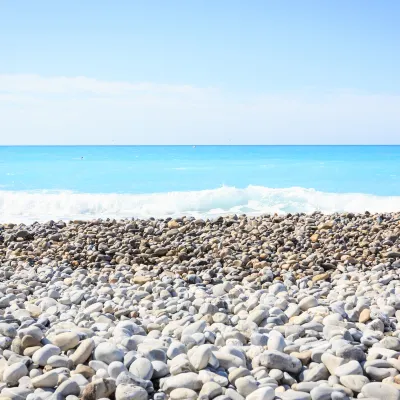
top-left (0, 213), bottom-right (400, 399)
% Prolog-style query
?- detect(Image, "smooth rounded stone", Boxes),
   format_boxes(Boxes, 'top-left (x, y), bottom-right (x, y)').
top-left (268, 330), bottom-right (286, 352)
top-left (269, 369), bottom-right (283, 381)
top-left (69, 339), bottom-right (95, 366)
top-left (365, 366), bottom-right (395, 381)
top-left (181, 321), bottom-right (206, 337)
top-left (54, 380), bottom-right (81, 396)
top-left (94, 342), bottom-right (124, 365)
top-left (293, 382), bottom-right (326, 393)
top-left (198, 381), bottom-right (223, 399)
top-left (90, 360), bottom-right (110, 372)
top-left (251, 333), bottom-right (268, 346)
top-left (21, 335), bottom-right (41, 349)
top-left (246, 387), bottom-right (275, 400)
top-left (153, 394), bottom-right (167, 400)
top-left (115, 384), bottom-right (148, 400)
top-left (298, 295), bottom-right (318, 311)
top-left (50, 332), bottom-right (80, 351)
top-left (107, 361), bottom-right (127, 379)
top-left (160, 372), bottom-right (202, 393)
top-left (336, 345), bottom-right (366, 362)
top-left (248, 309), bottom-right (269, 325)
top-left (32, 345), bottom-right (61, 366)
top-left (30, 369), bottom-right (42, 379)
top-left (81, 378), bottom-right (116, 400)
top-left (310, 386), bottom-right (348, 400)
top-left (167, 342), bottom-right (187, 359)
top-left (95, 368), bottom-right (109, 379)
top-left (280, 390), bottom-right (312, 400)
top-left (213, 351), bottom-right (246, 369)
top-left (26, 393), bottom-right (53, 400)
top-left (339, 375), bottom-right (370, 392)
top-left (70, 373), bottom-right (89, 387)
top-left (330, 391), bottom-right (348, 400)
top-left (47, 355), bottom-right (70, 368)
top-left (368, 347), bottom-right (400, 360)
top-left (228, 367), bottom-right (251, 385)
top-left (72, 365), bottom-right (95, 379)
top-left (3, 362), bottom-right (29, 384)
top-left (1, 387), bottom-right (33, 400)
top-left (0, 323), bottom-right (17, 338)
top-left (302, 364), bottom-right (329, 382)
top-left (321, 353), bottom-right (345, 375)
top-left (334, 361), bottom-right (363, 377)
top-left (198, 369), bottom-right (227, 387)
top-left (376, 337), bottom-right (400, 351)
top-left (258, 351), bottom-right (302, 374)
top-left (361, 382), bottom-right (400, 400)
top-left (188, 345), bottom-right (212, 370)
top-left (235, 376), bottom-right (258, 397)
top-left (169, 388), bottom-right (197, 400)
top-left (129, 358), bottom-right (153, 380)
top-left (31, 371), bottom-right (58, 388)
top-left (292, 351), bottom-right (312, 366)
top-left (151, 361), bottom-right (169, 379)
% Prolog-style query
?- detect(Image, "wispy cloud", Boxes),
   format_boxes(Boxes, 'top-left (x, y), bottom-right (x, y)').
top-left (0, 74), bottom-right (212, 96)
top-left (0, 74), bottom-right (399, 144)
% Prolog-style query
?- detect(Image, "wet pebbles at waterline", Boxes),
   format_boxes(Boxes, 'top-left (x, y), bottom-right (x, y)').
top-left (1, 212), bottom-right (400, 400)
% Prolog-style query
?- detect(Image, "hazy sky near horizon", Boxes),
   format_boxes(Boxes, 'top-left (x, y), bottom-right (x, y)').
top-left (0, 0), bottom-right (399, 144)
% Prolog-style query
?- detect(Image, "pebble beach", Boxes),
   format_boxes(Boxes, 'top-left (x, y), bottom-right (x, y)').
top-left (1, 212), bottom-right (400, 400)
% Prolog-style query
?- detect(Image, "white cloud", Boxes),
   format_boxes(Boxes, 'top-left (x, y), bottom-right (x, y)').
top-left (0, 74), bottom-right (399, 144)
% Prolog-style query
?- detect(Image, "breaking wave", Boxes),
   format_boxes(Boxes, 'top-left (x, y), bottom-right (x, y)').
top-left (0, 186), bottom-right (399, 223)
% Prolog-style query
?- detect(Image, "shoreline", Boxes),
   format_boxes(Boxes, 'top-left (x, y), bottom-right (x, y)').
top-left (1, 186), bottom-right (400, 224)
top-left (1, 212), bottom-right (400, 399)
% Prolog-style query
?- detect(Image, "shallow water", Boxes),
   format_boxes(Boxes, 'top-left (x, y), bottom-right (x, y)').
top-left (1, 145), bottom-right (400, 221)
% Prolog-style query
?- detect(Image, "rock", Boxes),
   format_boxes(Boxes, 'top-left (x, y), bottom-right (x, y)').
top-left (32, 345), bottom-right (61, 366)
top-left (235, 376), bottom-right (257, 397)
top-left (361, 382), bottom-right (400, 400)
top-left (246, 387), bottom-right (275, 400)
top-left (31, 371), bottom-right (58, 388)
top-left (188, 345), bottom-right (212, 370)
top-left (321, 353), bottom-right (345, 375)
top-left (115, 384), bottom-right (148, 400)
top-left (281, 390), bottom-right (312, 400)
top-left (267, 330), bottom-right (286, 352)
top-left (258, 350), bottom-right (302, 373)
top-left (334, 360), bottom-right (363, 377)
top-left (339, 375), bottom-right (370, 392)
top-left (169, 388), bottom-right (197, 400)
top-left (129, 358), bottom-right (153, 380)
top-left (69, 339), bottom-right (95, 365)
top-left (198, 381), bottom-right (223, 399)
top-left (359, 309), bottom-right (371, 323)
top-left (55, 380), bottom-right (81, 397)
top-left (160, 372), bottom-right (202, 393)
top-left (299, 296), bottom-right (318, 311)
top-left (50, 332), bottom-right (80, 351)
top-left (81, 378), bottom-right (116, 400)
top-left (3, 362), bottom-right (29, 385)
top-left (310, 386), bottom-right (347, 400)
top-left (94, 343), bottom-right (124, 365)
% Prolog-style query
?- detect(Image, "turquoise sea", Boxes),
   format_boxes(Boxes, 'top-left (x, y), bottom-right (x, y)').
top-left (1, 146), bottom-right (400, 222)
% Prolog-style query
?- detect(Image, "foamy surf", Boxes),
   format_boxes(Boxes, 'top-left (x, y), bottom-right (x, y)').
top-left (0, 185), bottom-right (399, 223)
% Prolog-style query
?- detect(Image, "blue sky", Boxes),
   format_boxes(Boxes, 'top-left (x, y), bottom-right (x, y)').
top-left (0, 0), bottom-right (399, 144)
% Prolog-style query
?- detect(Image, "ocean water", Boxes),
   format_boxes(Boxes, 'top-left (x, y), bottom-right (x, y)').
top-left (0, 145), bottom-right (400, 222)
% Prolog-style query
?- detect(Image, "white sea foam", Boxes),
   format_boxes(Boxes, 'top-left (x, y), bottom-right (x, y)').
top-left (0, 186), bottom-right (399, 223)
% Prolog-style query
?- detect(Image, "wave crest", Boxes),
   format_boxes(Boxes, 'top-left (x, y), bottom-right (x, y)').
top-left (0, 186), bottom-right (399, 222)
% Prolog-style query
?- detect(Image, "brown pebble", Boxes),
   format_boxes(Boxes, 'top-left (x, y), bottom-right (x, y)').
top-left (359, 308), bottom-right (371, 323)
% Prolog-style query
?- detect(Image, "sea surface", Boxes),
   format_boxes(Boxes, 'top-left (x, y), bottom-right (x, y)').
top-left (1, 145), bottom-right (400, 222)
